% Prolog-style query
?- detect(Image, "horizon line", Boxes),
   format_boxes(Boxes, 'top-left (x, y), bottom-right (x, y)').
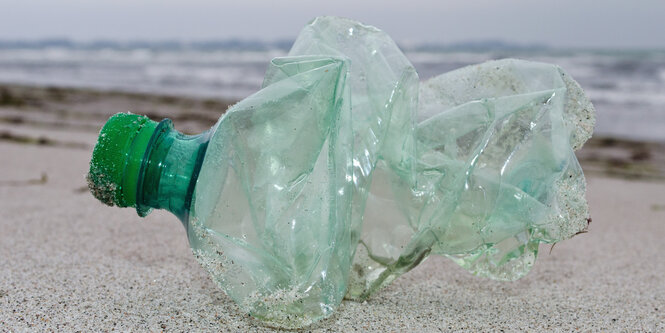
top-left (1, 38), bottom-right (663, 52)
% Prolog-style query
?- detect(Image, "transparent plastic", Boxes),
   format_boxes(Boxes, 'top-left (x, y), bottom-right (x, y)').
top-left (88, 16), bottom-right (595, 329)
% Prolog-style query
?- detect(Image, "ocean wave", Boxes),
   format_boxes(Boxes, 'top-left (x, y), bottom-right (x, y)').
top-left (0, 46), bottom-right (664, 141)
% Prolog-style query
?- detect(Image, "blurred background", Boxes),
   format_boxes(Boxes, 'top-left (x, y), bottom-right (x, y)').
top-left (2, 1), bottom-right (665, 331)
top-left (1, 0), bottom-right (665, 141)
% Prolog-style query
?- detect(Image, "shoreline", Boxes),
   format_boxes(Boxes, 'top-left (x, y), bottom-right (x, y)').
top-left (2, 83), bottom-right (664, 182)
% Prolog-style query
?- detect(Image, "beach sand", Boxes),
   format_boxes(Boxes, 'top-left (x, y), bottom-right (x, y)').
top-left (1, 84), bottom-right (664, 331)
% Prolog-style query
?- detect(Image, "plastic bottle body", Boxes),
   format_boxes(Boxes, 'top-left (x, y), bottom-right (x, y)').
top-left (87, 16), bottom-right (595, 329)
top-left (350, 60), bottom-right (595, 299)
top-left (186, 56), bottom-right (354, 328)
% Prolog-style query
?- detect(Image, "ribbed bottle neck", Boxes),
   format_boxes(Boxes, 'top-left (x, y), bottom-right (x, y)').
top-left (135, 119), bottom-right (211, 223)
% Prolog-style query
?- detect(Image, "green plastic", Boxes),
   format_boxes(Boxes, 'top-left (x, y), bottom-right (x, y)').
top-left (88, 113), bottom-right (158, 208)
top-left (87, 16), bottom-right (595, 329)
top-left (88, 114), bottom-right (210, 221)
top-left (135, 119), bottom-right (211, 220)
top-left (348, 59), bottom-right (595, 300)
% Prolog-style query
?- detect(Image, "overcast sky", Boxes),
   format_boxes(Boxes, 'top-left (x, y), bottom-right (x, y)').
top-left (1, 0), bottom-right (664, 49)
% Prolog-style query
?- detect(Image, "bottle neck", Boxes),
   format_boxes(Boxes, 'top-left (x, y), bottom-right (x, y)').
top-left (135, 119), bottom-right (211, 223)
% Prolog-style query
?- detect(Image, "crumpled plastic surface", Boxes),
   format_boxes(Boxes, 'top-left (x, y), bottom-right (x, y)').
top-left (187, 16), bottom-right (595, 328)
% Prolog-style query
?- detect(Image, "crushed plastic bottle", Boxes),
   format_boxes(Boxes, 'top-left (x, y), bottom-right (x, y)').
top-left (87, 16), bottom-right (595, 328)
top-left (347, 58), bottom-right (595, 300)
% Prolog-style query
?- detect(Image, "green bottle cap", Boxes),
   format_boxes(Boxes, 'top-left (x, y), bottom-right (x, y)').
top-left (87, 113), bottom-right (159, 208)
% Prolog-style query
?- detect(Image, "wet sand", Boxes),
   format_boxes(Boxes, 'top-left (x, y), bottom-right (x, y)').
top-left (1, 84), bottom-right (664, 331)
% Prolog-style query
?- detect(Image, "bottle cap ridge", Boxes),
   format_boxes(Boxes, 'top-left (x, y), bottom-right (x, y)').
top-left (87, 113), bottom-right (158, 208)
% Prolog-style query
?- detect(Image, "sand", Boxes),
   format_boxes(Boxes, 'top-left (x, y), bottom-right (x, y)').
top-left (1, 84), bottom-right (664, 331)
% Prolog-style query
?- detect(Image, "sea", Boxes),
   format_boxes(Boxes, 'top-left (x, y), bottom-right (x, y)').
top-left (0, 40), bottom-right (664, 142)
